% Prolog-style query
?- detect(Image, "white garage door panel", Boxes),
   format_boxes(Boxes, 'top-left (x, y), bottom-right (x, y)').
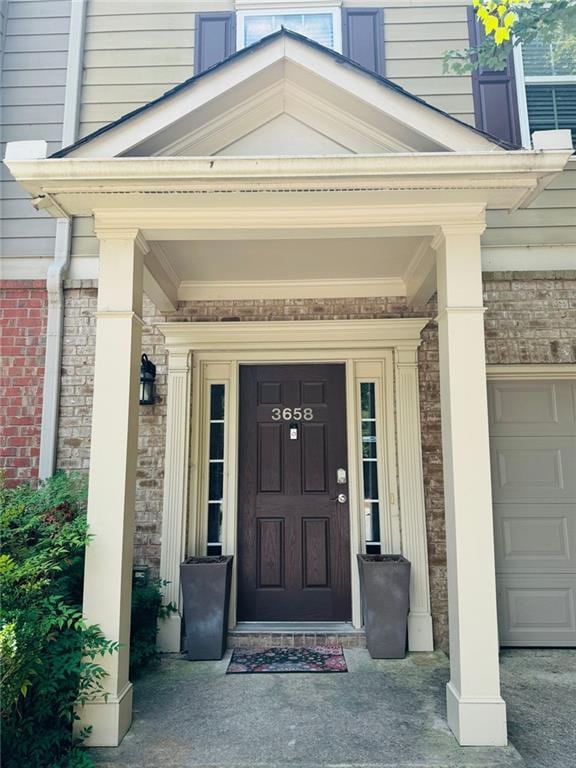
top-left (489, 378), bottom-right (576, 646)
top-left (491, 439), bottom-right (576, 503)
top-left (494, 503), bottom-right (576, 573)
top-left (488, 380), bottom-right (576, 437)
top-left (497, 575), bottom-right (576, 646)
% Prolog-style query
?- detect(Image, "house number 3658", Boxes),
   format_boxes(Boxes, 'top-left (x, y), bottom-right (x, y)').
top-left (271, 407), bottom-right (314, 421)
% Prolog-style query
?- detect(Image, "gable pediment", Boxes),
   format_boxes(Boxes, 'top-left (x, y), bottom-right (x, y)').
top-left (216, 114), bottom-right (354, 156)
top-left (54, 30), bottom-right (505, 160)
top-left (143, 77), bottom-right (421, 158)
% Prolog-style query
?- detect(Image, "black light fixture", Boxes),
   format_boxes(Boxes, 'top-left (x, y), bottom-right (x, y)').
top-left (139, 354), bottom-right (156, 405)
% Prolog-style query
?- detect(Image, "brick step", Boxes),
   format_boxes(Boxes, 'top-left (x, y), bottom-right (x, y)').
top-left (228, 628), bottom-right (366, 649)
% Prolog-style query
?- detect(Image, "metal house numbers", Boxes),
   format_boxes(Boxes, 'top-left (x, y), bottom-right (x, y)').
top-left (270, 407), bottom-right (315, 421)
top-left (271, 406), bottom-right (315, 441)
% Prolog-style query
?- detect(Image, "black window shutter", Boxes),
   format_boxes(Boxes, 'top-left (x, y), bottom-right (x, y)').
top-left (194, 12), bottom-right (236, 75)
top-left (467, 7), bottom-right (521, 145)
top-left (342, 8), bottom-right (385, 76)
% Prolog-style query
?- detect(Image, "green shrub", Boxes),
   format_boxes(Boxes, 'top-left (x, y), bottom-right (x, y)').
top-left (130, 578), bottom-right (175, 678)
top-left (0, 472), bottom-right (117, 768)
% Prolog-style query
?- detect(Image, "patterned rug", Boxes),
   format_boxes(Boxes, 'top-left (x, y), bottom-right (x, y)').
top-left (227, 645), bottom-right (348, 674)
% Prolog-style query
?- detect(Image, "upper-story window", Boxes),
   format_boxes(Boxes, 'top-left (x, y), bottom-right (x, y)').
top-left (237, 7), bottom-right (342, 52)
top-left (520, 34), bottom-right (576, 146)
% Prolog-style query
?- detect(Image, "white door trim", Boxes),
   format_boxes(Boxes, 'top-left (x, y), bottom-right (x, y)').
top-left (157, 319), bottom-right (433, 651)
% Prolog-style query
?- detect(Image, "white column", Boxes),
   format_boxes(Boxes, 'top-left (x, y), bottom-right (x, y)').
top-left (158, 349), bottom-right (192, 652)
top-left (395, 345), bottom-right (434, 652)
top-left (76, 231), bottom-right (143, 747)
top-left (434, 225), bottom-right (507, 746)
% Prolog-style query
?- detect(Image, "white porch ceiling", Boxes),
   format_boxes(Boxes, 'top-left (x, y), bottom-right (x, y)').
top-left (161, 237), bottom-right (422, 282)
top-left (151, 235), bottom-right (427, 301)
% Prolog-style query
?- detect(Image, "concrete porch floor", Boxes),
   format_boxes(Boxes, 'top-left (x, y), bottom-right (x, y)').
top-left (91, 649), bottom-right (576, 768)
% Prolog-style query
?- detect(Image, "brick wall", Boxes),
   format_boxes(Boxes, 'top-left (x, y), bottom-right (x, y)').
top-left (55, 282), bottom-right (168, 573)
top-left (55, 271), bottom-right (576, 650)
top-left (483, 271), bottom-right (576, 363)
top-left (417, 270), bottom-right (576, 648)
top-left (0, 280), bottom-right (47, 486)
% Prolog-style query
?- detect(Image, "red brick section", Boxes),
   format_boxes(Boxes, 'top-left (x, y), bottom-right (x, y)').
top-left (0, 280), bottom-right (47, 486)
top-left (56, 272), bottom-right (576, 650)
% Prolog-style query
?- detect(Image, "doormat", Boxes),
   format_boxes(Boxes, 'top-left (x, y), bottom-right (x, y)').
top-left (227, 645), bottom-right (347, 674)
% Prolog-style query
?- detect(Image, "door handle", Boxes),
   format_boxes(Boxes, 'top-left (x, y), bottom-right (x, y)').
top-left (330, 493), bottom-right (347, 504)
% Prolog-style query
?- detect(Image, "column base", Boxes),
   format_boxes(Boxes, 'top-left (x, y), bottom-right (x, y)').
top-left (158, 611), bottom-right (182, 653)
top-left (446, 681), bottom-right (507, 746)
top-left (408, 610), bottom-right (434, 652)
top-left (75, 682), bottom-right (133, 747)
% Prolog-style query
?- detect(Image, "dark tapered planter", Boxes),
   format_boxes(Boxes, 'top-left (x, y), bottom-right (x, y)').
top-left (357, 554), bottom-right (411, 659)
top-left (180, 556), bottom-right (233, 661)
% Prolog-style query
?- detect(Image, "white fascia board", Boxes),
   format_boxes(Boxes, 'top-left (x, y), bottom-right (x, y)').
top-left (0, 257), bottom-right (51, 280)
top-left (67, 257), bottom-right (99, 280)
top-left (482, 245), bottom-right (576, 272)
top-left (6, 150), bottom-right (572, 203)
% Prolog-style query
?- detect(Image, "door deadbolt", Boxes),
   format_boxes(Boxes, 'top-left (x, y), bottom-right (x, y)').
top-left (337, 468), bottom-right (347, 484)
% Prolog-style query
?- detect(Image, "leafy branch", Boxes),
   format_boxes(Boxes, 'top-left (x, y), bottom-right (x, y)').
top-left (444, 0), bottom-right (576, 74)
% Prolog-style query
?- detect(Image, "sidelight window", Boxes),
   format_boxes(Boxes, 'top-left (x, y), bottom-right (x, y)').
top-left (359, 382), bottom-right (381, 555)
top-left (207, 383), bottom-right (226, 556)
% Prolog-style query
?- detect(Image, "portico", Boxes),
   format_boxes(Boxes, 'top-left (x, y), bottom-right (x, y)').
top-left (4, 26), bottom-right (573, 753)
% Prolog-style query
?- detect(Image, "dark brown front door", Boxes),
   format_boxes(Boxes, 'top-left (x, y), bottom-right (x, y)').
top-left (237, 364), bottom-right (351, 622)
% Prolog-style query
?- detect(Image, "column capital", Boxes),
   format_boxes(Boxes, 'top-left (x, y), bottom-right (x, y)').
top-left (167, 349), bottom-right (192, 373)
top-left (395, 345), bottom-right (420, 367)
top-left (431, 221), bottom-right (486, 251)
top-left (93, 222), bottom-right (148, 253)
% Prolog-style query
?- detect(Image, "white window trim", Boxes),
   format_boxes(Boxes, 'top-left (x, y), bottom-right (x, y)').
top-left (356, 373), bottom-right (396, 554)
top-left (202, 380), bottom-right (229, 552)
top-left (514, 40), bottom-right (576, 149)
top-left (513, 43), bottom-right (532, 148)
top-left (189, 365), bottom-right (233, 556)
top-left (236, 6), bottom-right (342, 52)
top-left (526, 75), bottom-right (576, 84)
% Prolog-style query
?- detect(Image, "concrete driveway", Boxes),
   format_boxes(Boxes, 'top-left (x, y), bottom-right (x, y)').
top-left (91, 648), bottom-right (575, 768)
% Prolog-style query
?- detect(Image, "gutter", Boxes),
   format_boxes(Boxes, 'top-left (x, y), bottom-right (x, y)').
top-left (39, 0), bottom-right (86, 479)
top-left (9, 146), bottom-right (574, 189)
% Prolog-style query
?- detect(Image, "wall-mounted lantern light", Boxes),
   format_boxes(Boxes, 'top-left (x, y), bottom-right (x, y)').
top-left (139, 354), bottom-right (156, 405)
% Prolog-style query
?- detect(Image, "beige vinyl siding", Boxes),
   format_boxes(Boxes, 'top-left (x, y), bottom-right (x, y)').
top-left (382, 3), bottom-right (474, 124)
top-left (78, 0), bottom-right (196, 139)
top-left (71, 1), bottom-right (573, 256)
top-left (484, 160), bottom-right (576, 248)
top-left (1, 0), bottom-right (70, 259)
top-left (71, 215), bottom-right (98, 258)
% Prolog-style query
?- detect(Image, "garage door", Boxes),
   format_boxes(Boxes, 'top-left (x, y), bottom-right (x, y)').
top-left (488, 379), bottom-right (576, 646)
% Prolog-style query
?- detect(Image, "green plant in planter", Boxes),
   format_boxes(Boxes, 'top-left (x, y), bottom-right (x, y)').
top-left (130, 578), bottom-right (176, 677)
top-left (0, 472), bottom-right (118, 768)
